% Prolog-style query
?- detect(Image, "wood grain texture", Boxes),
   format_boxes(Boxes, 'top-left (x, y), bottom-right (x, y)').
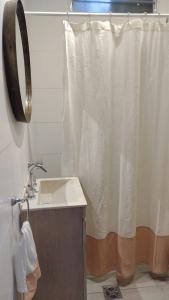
top-left (22, 207), bottom-right (86, 300)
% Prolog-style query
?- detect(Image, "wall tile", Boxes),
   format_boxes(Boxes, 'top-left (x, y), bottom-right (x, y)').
top-left (31, 51), bottom-right (64, 89)
top-left (33, 153), bottom-right (62, 178)
top-left (158, 0), bottom-right (169, 12)
top-left (26, 0), bottom-right (71, 12)
top-left (0, 130), bottom-right (29, 199)
top-left (0, 122), bottom-right (12, 154)
top-left (0, 72), bottom-right (14, 152)
top-left (0, 143), bottom-right (15, 198)
top-left (32, 88), bottom-right (64, 122)
top-left (30, 122), bottom-right (63, 154)
top-left (0, 202), bottom-right (14, 300)
top-left (27, 16), bottom-right (59, 51)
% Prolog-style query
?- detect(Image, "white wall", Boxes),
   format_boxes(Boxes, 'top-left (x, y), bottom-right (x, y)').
top-left (0, 1), bottom-right (30, 206)
top-left (24, 0), bottom-right (71, 11)
top-left (158, 0), bottom-right (169, 12)
top-left (0, 1), bottom-right (30, 299)
top-left (27, 13), bottom-right (93, 178)
top-left (27, 15), bottom-right (65, 177)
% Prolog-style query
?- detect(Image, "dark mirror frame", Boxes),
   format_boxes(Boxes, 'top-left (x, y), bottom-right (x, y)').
top-left (3, 0), bottom-right (32, 123)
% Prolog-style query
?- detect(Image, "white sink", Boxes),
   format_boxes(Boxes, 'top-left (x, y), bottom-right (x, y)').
top-left (23, 177), bottom-right (87, 211)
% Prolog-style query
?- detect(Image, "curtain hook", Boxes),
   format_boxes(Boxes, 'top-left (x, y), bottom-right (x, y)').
top-left (70, 1), bottom-right (73, 12)
top-left (88, 13), bottom-right (91, 23)
top-left (144, 11), bottom-right (148, 23)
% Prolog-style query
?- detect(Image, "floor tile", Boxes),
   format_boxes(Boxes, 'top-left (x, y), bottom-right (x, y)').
top-left (155, 279), bottom-right (169, 289)
top-left (87, 280), bottom-right (103, 294)
top-left (87, 273), bottom-right (117, 294)
top-left (161, 285), bottom-right (169, 299)
top-left (122, 286), bottom-right (167, 300)
top-left (121, 272), bottom-right (156, 290)
top-left (87, 269), bottom-right (164, 300)
top-left (87, 292), bottom-right (105, 300)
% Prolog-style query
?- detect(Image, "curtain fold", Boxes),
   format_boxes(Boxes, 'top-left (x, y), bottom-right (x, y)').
top-left (62, 19), bottom-right (169, 284)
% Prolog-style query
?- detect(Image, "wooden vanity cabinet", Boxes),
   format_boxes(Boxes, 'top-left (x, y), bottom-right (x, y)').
top-left (23, 206), bottom-right (86, 300)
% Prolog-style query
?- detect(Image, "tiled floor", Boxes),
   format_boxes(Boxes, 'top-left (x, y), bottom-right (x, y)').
top-left (87, 268), bottom-right (169, 300)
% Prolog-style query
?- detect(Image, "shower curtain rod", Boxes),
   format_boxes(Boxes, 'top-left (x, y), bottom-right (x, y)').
top-left (25, 11), bottom-right (169, 17)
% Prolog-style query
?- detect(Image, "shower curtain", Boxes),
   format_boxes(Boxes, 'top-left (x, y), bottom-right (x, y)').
top-left (62, 19), bottom-right (169, 284)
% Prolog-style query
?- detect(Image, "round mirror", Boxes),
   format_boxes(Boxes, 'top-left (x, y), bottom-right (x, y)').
top-left (3, 0), bottom-right (32, 123)
top-left (16, 16), bottom-right (27, 115)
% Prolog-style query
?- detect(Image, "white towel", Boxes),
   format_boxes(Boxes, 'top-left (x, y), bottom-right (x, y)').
top-left (14, 221), bottom-right (41, 299)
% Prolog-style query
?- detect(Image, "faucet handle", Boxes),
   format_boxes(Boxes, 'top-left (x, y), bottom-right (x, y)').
top-left (38, 164), bottom-right (47, 173)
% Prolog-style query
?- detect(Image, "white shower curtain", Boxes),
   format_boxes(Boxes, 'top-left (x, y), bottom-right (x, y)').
top-left (62, 19), bottom-right (169, 284)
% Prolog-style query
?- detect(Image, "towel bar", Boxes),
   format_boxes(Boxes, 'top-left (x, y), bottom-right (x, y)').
top-left (11, 197), bottom-right (30, 220)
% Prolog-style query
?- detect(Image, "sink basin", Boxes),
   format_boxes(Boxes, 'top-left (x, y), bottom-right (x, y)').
top-left (23, 177), bottom-right (87, 211)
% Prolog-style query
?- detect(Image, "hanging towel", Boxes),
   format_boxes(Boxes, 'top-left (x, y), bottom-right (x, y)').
top-left (14, 221), bottom-right (41, 300)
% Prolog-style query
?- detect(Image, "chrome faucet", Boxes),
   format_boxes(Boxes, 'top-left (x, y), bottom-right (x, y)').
top-left (27, 162), bottom-right (47, 198)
